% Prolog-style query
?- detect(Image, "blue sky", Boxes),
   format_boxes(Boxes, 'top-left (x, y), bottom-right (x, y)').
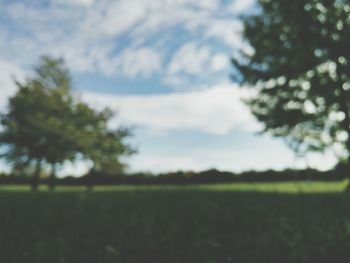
top-left (0, 0), bottom-right (337, 175)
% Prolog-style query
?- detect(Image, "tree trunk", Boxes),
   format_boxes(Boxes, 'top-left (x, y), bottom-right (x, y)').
top-left (86, 167), bottom-right (97, 192)
top-left (48, 163), bottom-right (56, 192)
top-left (86, 181), bottom-right (94, 192)
top-left (31, 159), bottom-right (41, 191)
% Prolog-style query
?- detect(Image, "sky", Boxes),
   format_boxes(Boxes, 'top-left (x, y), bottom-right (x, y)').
top-left (0, 0), bottom-right (338, 175)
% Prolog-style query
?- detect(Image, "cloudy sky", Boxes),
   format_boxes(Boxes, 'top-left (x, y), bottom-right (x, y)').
top-left (0, 0), bottom-right (337, 175)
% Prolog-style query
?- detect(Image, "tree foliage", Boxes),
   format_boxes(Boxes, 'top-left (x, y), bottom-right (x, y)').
top-left (74, 104), bottom-right (135, 175)
top-left (0, 56), bottom-right (135, 190)
top-left (233, 0), bottom-right (350, 161)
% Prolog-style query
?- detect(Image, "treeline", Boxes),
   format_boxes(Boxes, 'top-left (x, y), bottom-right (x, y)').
top-left (0, 167), bottom-right (346, 187)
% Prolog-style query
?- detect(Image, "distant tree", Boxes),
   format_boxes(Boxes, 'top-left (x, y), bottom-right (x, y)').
top-left (0, 57), bottom-right (77, 190)
top-left (232, 0), bottom-right (350, 167)
top-left (70, 103), bottom-right (135, 190)
top-left (73, 104), bottom-right (135, 175)
top-left (0, 56), bottom-right (135, 191)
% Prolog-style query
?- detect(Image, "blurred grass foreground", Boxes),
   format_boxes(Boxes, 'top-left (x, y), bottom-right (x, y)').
top-left (1, 181), bottom-right (350, 263)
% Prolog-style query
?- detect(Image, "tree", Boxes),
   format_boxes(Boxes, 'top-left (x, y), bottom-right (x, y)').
top-left (232, 0), bottom-right (350, 167)
top-left (0, 57), bottom-right (78, 190)
top-left (73, 104), bottom-right (135, 174)
top-left (0, 56), bottom-right (135, 190)
top-left (71, 103), bottom-right (135, 190)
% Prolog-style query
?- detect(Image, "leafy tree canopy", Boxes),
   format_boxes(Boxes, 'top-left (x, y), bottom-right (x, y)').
top-left (0, 56), bottom-right (135, 189)
top-left (233, 0), bottom-right (350, 161)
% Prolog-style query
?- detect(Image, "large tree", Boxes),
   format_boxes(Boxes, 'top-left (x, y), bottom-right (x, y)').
top-left (232, 0), bottom-right (350, 165)
top-left (0, 57), bottom-right (79, 190)
top-left (0, 56), bottom-right (135, 190)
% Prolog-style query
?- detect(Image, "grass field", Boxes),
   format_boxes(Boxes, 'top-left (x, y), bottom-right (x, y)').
top-left (1, 181), bottom-right (350, 263)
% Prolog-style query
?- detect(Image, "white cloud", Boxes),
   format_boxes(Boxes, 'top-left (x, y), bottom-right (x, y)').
top-left (97, 1), bottom-right (146, 37)
top-left (205, 19), bottom-right (243, 46)
top-left (229, 0), bottom-right (256, 14)
top-left (144, 0), bottom-right (220, 11)
top-left (116, 48), bottom-right (162, 78)
top-left (54, 0), bottom-right (95, 7)
top-left (75, 0), bottom-right (95, 6)
top-left (190, 0), bottom-right (219, 10)
top-left (82, 83), bottom-right (259, 135)
top-left (0, 0), bottom-right (245, 83)
top-left (164, 42), bottom-right (219, 88)
top-left (128, 143), bottom-right (337, 173)
top-left (211, 53), bottom-right (229, 72)
top-left (0, 60), bottom-right (25, 111)
top-left (51, 140), bottom-right (338, 175)
top-left (168, 42), bottom-right (211, 76)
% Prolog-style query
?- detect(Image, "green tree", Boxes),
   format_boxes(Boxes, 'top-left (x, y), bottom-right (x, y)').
top-left (70, 100), bottom-right (135, 191)
top-left (0, 57), bottom-right (77, 190)
top-left (232, 0), bottom-right (350, 167)
top-left (0, 56), bottom-right (135, 190)
top-left (73, 104), bottom-right (135, 176)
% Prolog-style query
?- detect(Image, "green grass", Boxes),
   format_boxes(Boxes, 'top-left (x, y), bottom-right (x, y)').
top-left (0, 180), bottom-right (348, 193)
top-left (1, 181), bottom-right (350, 262)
